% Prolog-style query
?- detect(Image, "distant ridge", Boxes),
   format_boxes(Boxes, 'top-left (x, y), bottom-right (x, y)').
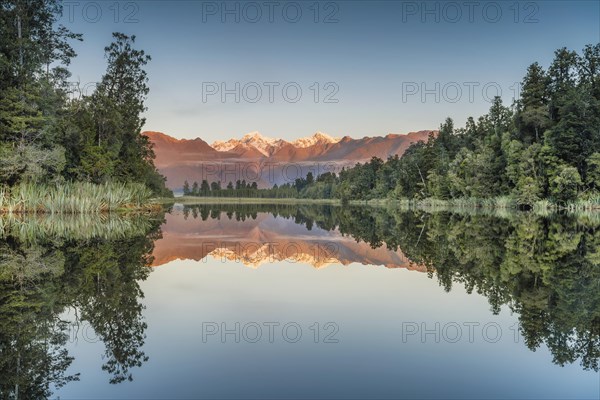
top-left (144, 130), bottom-right (435, 189)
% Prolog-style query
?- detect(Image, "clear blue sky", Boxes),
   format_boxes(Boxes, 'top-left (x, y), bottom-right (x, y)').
top-left (59, 1), bottom-right (599, 141)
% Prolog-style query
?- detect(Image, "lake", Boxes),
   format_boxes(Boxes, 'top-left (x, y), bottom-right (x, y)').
top-left (0, 204), bottom-right (598, 399)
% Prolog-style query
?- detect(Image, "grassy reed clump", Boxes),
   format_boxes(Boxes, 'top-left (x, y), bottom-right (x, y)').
top-left (492, 196), bottom-right (516, 209)
top-left (417, 197), bottom-right (450, 208)
top-left (414, 196), bottom-right (517, 210)
top-left (531, 194), bottom-right (600, 212)
top-left (0, 182), bottom-right (154, 214)
top-left (532, 200), bottom-right (553, 215)
top-left (574, 194), bottom-right (600, 211)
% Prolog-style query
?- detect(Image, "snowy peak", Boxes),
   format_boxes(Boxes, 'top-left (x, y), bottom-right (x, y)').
top-left (239, 131), bottom-right (280, 156)
top-left (212, 131), bottom-right (287, 156)
top-left (206, 246), bottom-right (339, 269)
top-left (146, 130), bottom-right (435, 189)
top-left (292, 132), bottom-right (342, 148)
top-left (211, 138), bottom-right (239, 152)
top-left (241, 131), bottom-right (275, 143)
top-left (212, 131), bottom-right (342, 154)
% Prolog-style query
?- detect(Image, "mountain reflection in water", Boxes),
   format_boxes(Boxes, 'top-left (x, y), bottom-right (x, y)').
top-left (0, 205), bottom-right (598, 399)
top-left (151, 204), bottom-right (426, 271)
top-left (154, 203), bottom-right (599, 371)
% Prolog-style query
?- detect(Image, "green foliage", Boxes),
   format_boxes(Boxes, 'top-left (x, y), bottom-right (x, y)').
top-left (193, 44), bottom-right (599, 208)
top-left (515, 176), bottom-right (543, 206)
top-left (550, 165), bottom-right (582, 203)
top-left (0, 3), bottom-right (171, 199)
top-left (0, 142), bottom-right (65, 185)
top-left (585, 153), bottom-right (600, 190)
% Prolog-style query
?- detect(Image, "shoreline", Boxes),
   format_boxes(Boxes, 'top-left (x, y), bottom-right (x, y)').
top-left (157, 197), bottom-right (341, 205)
top-left (158, 196), bottom-right (600, 212)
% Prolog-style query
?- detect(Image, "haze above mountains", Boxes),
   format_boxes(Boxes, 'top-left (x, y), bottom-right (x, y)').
top-left (145, 130), bottom-right (434, 189)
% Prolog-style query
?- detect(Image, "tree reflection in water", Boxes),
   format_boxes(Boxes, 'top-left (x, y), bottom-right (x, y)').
top-left (0, 213), bottom-right (164, 398)
top-left (182, 203), bottom-right (600, 372)
top-left (0, 205), bottom-right (598, 398)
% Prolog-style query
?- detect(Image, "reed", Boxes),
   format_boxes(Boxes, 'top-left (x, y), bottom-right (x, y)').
top-left (0, 182), bottom-right (154, 214)
top-left (574, 194), bottom-right (600, 211)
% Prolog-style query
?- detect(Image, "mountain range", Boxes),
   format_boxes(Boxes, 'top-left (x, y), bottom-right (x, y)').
top-left (145, 130), bottom-right (434, 189)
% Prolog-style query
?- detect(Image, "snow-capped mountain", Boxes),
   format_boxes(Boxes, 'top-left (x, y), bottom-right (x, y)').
top-left (145, 130), bottom-right (435, 190)
top-left (212, 131), bottom-right (288, 156)
top-left (211, 131), bottom-right (342, 156)
top-left (292, 132), bottom-right (342, 148)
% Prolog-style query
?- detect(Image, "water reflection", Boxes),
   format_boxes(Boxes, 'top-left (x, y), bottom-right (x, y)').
top-left (153, 204), bottom-right (425, 271)
top-left (0, 213), bottom-right (164, 398)
top-left (159, 204), bottom-right (600, 372)
top-left (0, 206), bottom-right (598, 398)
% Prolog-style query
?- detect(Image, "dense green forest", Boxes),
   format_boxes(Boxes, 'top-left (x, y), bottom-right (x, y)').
top-left (330, 43), bottom-right (600, 207)
top-left (182, 178), bottom-right (299, 199)
top-left (184, 44), bottom-right (600, 209)
top-left (0, 0), bottom-right (171, 212)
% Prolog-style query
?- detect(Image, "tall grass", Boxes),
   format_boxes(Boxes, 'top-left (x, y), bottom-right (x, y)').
top-left (574, 194), bottom-right (600, 211)
top-left (409, 196), bottom-right (517, 210)
top-left (0, 182), bottom-right (154, 214)
top-left (532, 194), bottom-right (600, 212)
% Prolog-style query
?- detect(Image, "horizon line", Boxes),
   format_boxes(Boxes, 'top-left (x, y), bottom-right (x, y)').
top-left (143, 129), bottom-right (438, 142)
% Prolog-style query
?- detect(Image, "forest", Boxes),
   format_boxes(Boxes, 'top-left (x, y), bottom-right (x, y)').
top-left (183, 44), bottom-right (600, 209)
top-left (4, 2), bottom-right (600, 211)
top-left (0, 0), bottom-right (171, 213)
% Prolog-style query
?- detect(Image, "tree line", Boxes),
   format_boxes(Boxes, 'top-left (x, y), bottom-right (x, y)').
top-left (0, 0), bottom-right (171, 198)
top-left (182, 178), bottom-right (300, 198)
top-left (183, 44), bottom-right (600, 207)
top-left (315, 44), bottom-right (600, 206)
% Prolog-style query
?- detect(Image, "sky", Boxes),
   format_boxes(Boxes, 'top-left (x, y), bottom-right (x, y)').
top-left (59, 1), bottom-right (600, 142)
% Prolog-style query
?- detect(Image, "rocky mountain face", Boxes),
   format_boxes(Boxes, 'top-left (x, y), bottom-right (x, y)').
top-left (145, 130), bottom-right (434, 190)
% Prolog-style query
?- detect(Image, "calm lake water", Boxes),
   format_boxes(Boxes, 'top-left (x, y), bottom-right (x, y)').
top-left (0, 204), bottom-right (598, 399)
